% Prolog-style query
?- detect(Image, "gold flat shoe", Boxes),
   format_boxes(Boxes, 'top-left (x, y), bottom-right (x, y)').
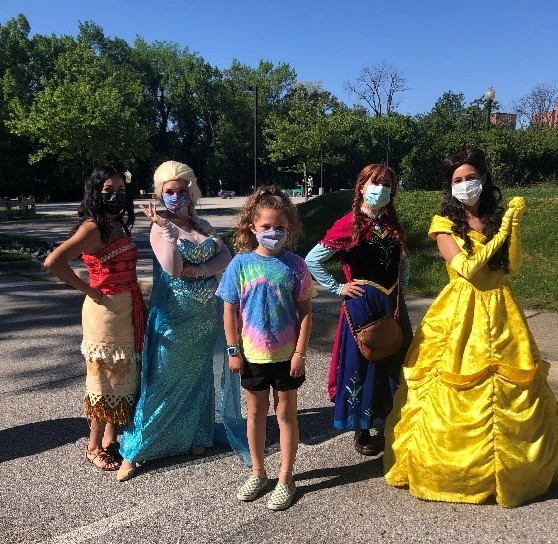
top-left (190, 446), bottom-right (206, 456)
top-left (116, 465), bottom-right (136, 482)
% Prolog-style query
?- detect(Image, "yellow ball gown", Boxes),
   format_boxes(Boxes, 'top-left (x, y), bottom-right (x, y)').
top-left (384, 213), bottom-right (558, 508)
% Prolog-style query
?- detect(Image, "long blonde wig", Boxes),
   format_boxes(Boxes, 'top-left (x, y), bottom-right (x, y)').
top-left (153, 160), bottom-right (217, 242)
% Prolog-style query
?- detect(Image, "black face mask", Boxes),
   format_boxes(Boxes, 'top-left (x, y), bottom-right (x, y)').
top-left (100, 192), bottom-right (127, 215)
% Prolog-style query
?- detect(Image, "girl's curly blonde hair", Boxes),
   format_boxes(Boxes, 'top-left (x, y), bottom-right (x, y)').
top-left (234, 185), bottom-right (302, 253)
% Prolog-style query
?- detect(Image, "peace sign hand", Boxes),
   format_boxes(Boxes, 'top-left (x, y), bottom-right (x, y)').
top-left (139, 202), bottom-right (165, 227)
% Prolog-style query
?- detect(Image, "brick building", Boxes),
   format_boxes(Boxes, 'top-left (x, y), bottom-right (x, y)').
top-left (531, 102), bottom-right (558, 128)
top-left (491, 112), bottom-right (517, 129)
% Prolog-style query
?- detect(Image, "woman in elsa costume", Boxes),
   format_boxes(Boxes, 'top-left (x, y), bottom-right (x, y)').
top-left (117, 161), bottom-right (249, 481)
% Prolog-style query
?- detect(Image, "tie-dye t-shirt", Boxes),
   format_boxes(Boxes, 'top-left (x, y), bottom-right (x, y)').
top-left (216, 250), bottom-right (316, 364)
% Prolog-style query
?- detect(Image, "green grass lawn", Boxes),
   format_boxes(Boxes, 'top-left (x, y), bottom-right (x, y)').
top-left (294, 186), bottom-right (558, 312)
top-left (0, 249), bottom-right (32, 262)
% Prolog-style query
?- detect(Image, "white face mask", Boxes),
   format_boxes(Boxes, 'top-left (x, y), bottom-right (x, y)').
top-left (451, 179), bottom-right (483, 206)
top-left (363, 184), bottom-right (391, 209)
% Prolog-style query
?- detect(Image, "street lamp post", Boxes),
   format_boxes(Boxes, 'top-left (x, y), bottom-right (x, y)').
top-left (484, 85), bottom-right (495, 129)
top-left (243, 85), bottom-right (258, 190)
top-left (461, 109), bottom-right (474, 130)
top-left (319, 145), bottom-right (324, 195)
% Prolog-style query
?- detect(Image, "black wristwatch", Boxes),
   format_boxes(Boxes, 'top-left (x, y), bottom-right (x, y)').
top-left (227, 344), bottom-right (240, 357)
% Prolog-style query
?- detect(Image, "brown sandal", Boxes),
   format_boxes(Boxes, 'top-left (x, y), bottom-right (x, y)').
top-left (84, 449), bottom-right (120, 471)
top-left (103, 442), bottom-right (123, 461)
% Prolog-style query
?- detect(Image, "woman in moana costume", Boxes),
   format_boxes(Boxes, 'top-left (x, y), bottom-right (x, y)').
top-left (44, 166), bottom-right (145, 471)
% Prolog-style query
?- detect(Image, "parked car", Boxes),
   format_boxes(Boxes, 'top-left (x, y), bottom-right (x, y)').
top-left (217, 189), bottom-right (236, 198)
top-left (283, 188), bottom-right (303, 197)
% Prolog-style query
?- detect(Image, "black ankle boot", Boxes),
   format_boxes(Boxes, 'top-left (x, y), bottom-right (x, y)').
top-left (354, 428), bottom-right (382, 456)
top-left (354, 429), bottom-right (373, 455)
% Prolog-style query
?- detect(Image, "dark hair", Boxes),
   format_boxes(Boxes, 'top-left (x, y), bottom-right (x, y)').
top-left (351, 163), bottom-right (407, 252)
top-left (71, 166), bottom-right (135, 244)
top-left (235, 185), bottom-right (302, 252)
top-left (441, 148), bottom-right (508, 272)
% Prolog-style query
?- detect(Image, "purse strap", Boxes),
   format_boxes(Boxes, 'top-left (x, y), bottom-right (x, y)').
top-left (343, 301), bottom-right (358, 335)
top-left (343, 254), bottom-right (402, 327)
top-left (393, 262), bottom-right (401, 320)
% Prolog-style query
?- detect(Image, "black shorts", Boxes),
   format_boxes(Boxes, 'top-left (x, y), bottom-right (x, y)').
top-left (241, 360), bottom-right (305, 392)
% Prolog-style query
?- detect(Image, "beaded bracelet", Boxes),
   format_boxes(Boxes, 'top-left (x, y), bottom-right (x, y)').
top-left (293, 351), bottom-right (307, 359)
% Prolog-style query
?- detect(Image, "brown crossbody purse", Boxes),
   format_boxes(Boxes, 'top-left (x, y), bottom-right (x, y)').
top-left (343, 272), bottom-right (403, 362)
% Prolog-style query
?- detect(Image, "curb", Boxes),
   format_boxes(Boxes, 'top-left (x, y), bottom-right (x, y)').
top-left (0, 259), bottom-right (44, 273)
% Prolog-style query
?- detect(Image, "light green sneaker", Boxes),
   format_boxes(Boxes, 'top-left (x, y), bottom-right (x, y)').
top-left (267, 482), bottom-right (296, 511)
top-left (236, 474), bottom-right (269, 501)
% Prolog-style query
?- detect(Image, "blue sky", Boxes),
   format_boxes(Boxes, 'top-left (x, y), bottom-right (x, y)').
top-left (2, 0), bottom-right (557, 116)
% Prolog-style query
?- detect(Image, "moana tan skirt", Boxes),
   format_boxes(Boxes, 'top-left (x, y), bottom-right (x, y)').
top-left (81, 292), bottom-right (139, 425)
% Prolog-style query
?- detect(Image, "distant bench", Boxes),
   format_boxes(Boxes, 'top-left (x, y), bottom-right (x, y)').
top-left (0, 197), bottom-right (36, 218)
top-left (138, 190), bottom-right (157, 199)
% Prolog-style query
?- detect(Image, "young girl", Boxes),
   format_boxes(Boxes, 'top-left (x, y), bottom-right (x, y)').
top-left (216, 186), bottom-right (315, 511)
top-left (44, 166), bottom-right (145, 471)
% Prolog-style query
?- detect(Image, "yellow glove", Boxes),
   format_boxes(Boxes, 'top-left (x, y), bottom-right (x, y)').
top-left (450, 229), bottom-right (508, 279)
top-left (508, 196), bottom-right (526, 211)
top-left (499, 203), bottom-right (517, 233)
top-left (508, 197), bottom-right (526, 274)
top-left (450, 208), bottom-right (513, 279)
top-left (509, 196), bottom-right (526, 224)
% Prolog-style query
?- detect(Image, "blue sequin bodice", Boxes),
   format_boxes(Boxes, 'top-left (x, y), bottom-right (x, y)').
top-left (167, 237), bottom-right (219, 303)
top-left (179, 237), bottom-right (217, 265)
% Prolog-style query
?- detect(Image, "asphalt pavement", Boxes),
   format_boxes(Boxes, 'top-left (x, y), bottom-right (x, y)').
top-left (1, 198), bottom-right (557, 544)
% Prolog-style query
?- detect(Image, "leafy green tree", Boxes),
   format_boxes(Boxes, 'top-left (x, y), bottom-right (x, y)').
top-left (0, 14), bottom-right (35, 196)
top-left (7, 36), bottom-right (150, 196)
top-left (319, 106), bottom-right (371, 191)
top-left (482, 128), bottom-right (558, 185)
top-left (130, 39), bottom-right (226, 193)
top-left (419, 91), bottom-right (467, 133)
top-left (172, 54), bottom-right (224, 193)
top-left (216, 60), bottom-right (298, 194)
top-left (467, 95), bottom-right (501, 130)
top-left (131, 39), bottom-right (185, 162)
top-left (265, 84), bottom-right (347, 197)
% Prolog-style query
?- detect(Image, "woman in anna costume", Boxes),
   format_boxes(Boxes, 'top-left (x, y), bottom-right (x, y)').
top-left (44, 166), bottom-right (145, 471)
top-left (305, 164), bottom-right (413, 455)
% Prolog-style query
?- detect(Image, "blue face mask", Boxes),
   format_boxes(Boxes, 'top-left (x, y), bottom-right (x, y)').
top-left (255, 230), bottom-right (288, 252)
top-left (363, 184), bottom-right (391, 209)
top-left (163, 193), bottom-right (190, 217)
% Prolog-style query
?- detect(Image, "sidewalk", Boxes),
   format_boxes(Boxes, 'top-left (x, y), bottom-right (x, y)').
top-left (1, 275), bottom-right (557, 544)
